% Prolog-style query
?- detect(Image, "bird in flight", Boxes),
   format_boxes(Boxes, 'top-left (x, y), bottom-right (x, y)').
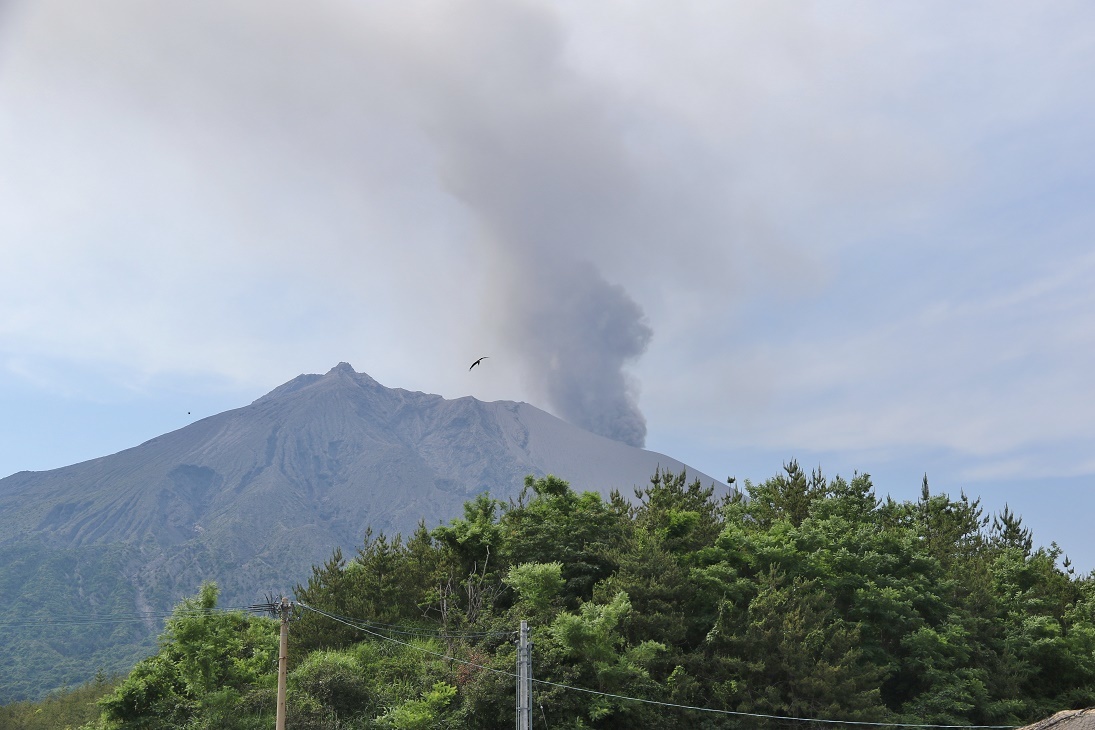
top-left (469, 356), bottom-right (489, 370)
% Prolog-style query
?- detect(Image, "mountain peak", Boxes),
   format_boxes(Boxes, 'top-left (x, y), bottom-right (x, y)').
top-left (323, 361), bottom-right (382, 387)
top-left (254, 363), bottom-right (381, 404)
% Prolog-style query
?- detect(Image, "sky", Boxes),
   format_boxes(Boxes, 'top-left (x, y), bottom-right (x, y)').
top-left (1, 1), bottom-right (1094, 569)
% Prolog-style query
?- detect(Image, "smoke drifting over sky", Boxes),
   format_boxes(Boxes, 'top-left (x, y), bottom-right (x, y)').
top-left (410, 1), bottom-right (655, 445)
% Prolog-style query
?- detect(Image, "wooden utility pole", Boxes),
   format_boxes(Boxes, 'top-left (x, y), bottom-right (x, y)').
top-left (276, 597), bottom-right (292, 730)
top-left (516, 620), bottom-right (531, 730)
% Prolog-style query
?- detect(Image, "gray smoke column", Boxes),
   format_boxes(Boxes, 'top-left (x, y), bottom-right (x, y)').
top-left (510, 258), bottom-right (653, 447)
top-left (415, 0), bottom-right (655, 446)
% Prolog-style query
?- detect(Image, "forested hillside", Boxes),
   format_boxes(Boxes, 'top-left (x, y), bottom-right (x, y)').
top-left (63, 464), bottom-right (1095, 729)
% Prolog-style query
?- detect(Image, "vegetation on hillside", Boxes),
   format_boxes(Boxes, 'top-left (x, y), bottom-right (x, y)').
top-left (25, 464), bottom-right (1095, 729)
top-left (0, 543), bottom-right (158, 704)
top-left (0, 671), bottom-right (120, 730)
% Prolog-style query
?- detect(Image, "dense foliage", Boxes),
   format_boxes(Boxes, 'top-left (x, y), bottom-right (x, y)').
top-left (68, 465), bottom-right (1095, 729)
top-left (0, 672), bottom-right (120, 730)
top-left (0, 543), bottom-right (157, 704)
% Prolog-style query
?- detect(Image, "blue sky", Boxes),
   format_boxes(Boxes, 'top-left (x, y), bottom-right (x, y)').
top-left (1, 1), bottom-right (1093, 569)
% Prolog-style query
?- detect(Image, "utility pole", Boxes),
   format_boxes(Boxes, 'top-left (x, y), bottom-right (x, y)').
top-left (515, 620), bottom-right (532, 730)
top-left (276, 597), bottom-right (292, 730)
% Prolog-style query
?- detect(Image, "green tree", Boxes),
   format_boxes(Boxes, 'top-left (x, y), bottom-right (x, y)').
top-left (988, 543), bottom-right (1095, 718)
top-left (289, 649), bottom-right (372, 720)
top-left (710, 570), bottom-right (889, 721)
top-left (431, 493), bottom-right (509, 629)
top-left (632, 468), bottom-right (724, 556)
top-left (95, 582), bottom-right (278, 729)
top-left (505, 561), bottom-right (565, 618)
top-left (377, 681), bottom-right (458, 730)
top-left (295, 527), bottom-right (441, 655)
top-left (502, 475), bottom-right (628, 607)
top-left (742, 460), bottom-right (825, 528)
top-left (0, 671), bottom-right (119, 730)
top-left (538, 591), bottom-right (666, 729)
top-left (78, 466), bottom-right (1095, 729)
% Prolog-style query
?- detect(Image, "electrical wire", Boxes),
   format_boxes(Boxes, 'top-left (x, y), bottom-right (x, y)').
top-left (0, 606), bottom-right (266, 629)
top-left (297, 602), bottom-right (516, 679)
top-left (296, 603), bottom-right (1018, 730)
top-left (295, 603), bottom-right (515, 640)
top-left (526, 677), bottom-right (1019, 729)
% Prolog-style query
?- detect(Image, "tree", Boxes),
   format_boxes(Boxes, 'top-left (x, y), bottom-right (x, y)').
top-left (742, 461), bottom-right (825, 528)
top-left (431, 493), bottom-right (508, 629)
top-left (295, 527), bottom-right (443, 655)
top-left (539, 591), bottom-right (666, 728)
top-left (377, 681), bottom-right (458, 730)
top-left (991, 505), bottom-right (1033, 555)
top-left (632, 468), bottom-right (723, 556)
top-left (709, 570), bottom-right (888, 722)
top-left (96, 583), bottom-right (278, 729)
top-left (83, 466), bottom-right (1095, 729)
top-left (502, 475), bottom-right (628, 606)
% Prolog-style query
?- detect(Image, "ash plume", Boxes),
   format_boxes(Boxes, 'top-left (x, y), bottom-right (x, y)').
top-left (416, 0), bottom-right (655, 446)
top-left (509, 259), bottom-right (653, 447)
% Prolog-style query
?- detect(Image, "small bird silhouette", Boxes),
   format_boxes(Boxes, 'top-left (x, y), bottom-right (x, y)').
top-left (469, 356), bottom-right (489, 370)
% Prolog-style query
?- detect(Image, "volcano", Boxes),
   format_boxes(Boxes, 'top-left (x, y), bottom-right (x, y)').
top-left (0, 363), bottom-right (720, 701)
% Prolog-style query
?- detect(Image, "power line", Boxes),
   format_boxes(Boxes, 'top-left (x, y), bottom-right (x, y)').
top-left (0, 606), bottom-right (265, 629)
top-left (296, 604), bottom-right (515, 640)
top-left (295, 603), bottom-right (1018, 730)
top-left (321, 613), bottom-right (515, 638)
top-left (526, 677), bottom-right (1019, 729)
top-left (297, 602), bottom-right (516, 678)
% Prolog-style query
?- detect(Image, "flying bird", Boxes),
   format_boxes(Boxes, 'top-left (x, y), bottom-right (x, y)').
top-left (469, 356), bottom-right (489, 370)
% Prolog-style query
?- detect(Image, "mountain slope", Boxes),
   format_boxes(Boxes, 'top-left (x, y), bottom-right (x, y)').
top-left (0, 363), bottom-right (721, 701)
